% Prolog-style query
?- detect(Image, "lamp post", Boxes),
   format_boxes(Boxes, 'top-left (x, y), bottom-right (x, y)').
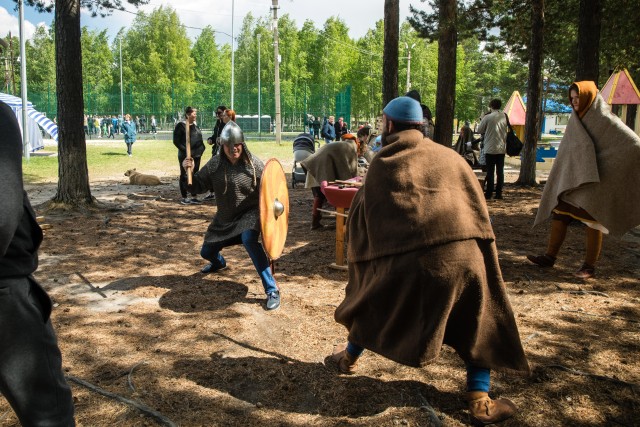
top-left (119, 36), bottom-right (124, 120)
top-left (405, 42), bottom-right (416, 92)
top-left (271, 0), bottom-right (281, 145)
top-left (257, 33), bottom-right (261, 136)
top-left (231, 0), bottom-right (235, 109)
top-left (18, 0), bottom-right (29, 159)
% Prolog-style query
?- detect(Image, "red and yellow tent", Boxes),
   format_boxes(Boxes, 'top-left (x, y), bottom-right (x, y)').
top-left (600, 68), bottom-right (640, 136)
top-left (503, 91), bottom-right (527, 141)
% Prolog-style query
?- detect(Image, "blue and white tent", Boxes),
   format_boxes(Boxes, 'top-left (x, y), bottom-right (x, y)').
top-left (0, 92), bottom-right (58, 151)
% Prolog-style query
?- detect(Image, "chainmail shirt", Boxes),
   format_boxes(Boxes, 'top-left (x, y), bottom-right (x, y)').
top-left (190, 148), bottom-right (264, 243)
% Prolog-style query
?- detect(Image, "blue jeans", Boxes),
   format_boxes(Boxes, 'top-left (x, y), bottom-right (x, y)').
top-left (324, 137), bottom-right (332, 144)
top-left (200, 229), bottom-right (278, 295)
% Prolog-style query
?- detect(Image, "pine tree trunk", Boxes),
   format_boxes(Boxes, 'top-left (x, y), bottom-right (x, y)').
top-left (576, 0), bottom-right (601, 83)
top-left (382, 0), bottom-right (399, 108)
top-left (517, 0), bottom-right (545, 186)
top-left (53, 0), bottom-right (93, 206)
top-left (433, 0), bottom-right (457, 147)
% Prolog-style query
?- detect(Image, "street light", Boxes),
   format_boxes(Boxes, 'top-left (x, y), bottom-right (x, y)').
top-left (405, 42), bottom-right (416, 92)
top-left (231, 0), bottom-right (235, 109)
top-left (19, 0), bottom-right (29, 159)
top-left (119, 36), bottom-right (124, 120)
top-left (257, 33), bottom-right (261, 136)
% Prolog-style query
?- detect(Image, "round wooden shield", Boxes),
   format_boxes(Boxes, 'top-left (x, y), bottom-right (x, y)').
top-left (260, 158), bottom-right (290, 260)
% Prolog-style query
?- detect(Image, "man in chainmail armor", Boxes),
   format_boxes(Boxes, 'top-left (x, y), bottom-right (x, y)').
top-left (182, 121), bottom-right (280, 310)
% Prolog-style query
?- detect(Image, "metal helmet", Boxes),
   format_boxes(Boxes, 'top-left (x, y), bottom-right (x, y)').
top-left (219, 121), bottom-right (245, 148)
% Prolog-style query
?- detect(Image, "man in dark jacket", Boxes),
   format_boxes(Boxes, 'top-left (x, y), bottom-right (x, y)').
top-left (207, 105), bottom-right (227, 158)
top-left (321, 116), bottom-right (336, 144)
top-left (334, 117), bottom-right (348, 140)
top-left (173, 106), bottom-right (206, 205)
top-left (203, 105), bottom-right (227, 201)
top-left (0, 101), bottom-right (76, 426)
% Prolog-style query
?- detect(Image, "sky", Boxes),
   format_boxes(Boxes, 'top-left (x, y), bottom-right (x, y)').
top-left (0, 0), bottom-right (427, 43)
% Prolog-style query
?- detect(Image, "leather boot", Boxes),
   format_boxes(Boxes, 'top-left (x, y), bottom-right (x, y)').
top-left (546, 218), bottom-right (569, 259)
top-left (311, 196), bottom-right (324, 230)
top-left (467, 392), bottom-right (517, 425)
top-left (584, 227), bottom-right (602, 267)
top-left (330, 344), bottom-right (359, 374)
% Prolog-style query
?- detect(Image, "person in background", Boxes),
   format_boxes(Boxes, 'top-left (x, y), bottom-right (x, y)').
top-left (173, 106), bottom-right (205, 205)
top-left (300, 135), bottom-right (359, 230)
top-left (330, 96), bottom-right (529, 426)
top-left (207, 105), bottom-right (228, 157)
top-left (322, 116), bottom-right (336, 144)
top-left (121, 113), bottom-right (137, 156)
top-left (477, 99), bottom-right (508, 200)
top-left (527, 81), bottom-right (640, 279)
top-left (312, 116), bottom-right (321, 142)
top-left (334, 117), bottom-right (348, 140)
top-left (150, 115), bottom-right (157, 134)
top-left (111, 115), bottom-right (119, 135)
top-left (308, 115), bottom-right (315, 139)
top-left (222, 108), bottom-right (236, 125)
top-left (0, 101), bottom-right (76, 426)
top-left (405, 89), bottom-right (435, 140)
top-left (94, 116), bottom-right (101, 138)
top-left (203, 105), bottom-right (228, 202)
top-left (181, 121), bottom-right (281, 311)
top-left (454, 120), bottom-right (481, 168)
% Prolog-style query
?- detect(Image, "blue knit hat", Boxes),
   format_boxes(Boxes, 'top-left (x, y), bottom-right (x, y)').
top-left (383, 96), bottom-right (424, 124)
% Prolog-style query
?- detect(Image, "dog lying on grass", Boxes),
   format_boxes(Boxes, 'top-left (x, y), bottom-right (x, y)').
top-left (124, 169), bottom-right (161, 186)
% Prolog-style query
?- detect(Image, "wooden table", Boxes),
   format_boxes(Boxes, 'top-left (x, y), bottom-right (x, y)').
top-left (320, 179), bottom-right (361, 270)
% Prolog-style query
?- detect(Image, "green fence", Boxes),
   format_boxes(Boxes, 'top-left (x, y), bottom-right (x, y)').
top-left (29, 83), bottom-right (352, 134)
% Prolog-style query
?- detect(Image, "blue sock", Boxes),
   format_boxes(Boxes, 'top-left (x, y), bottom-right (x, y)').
top-left (466, 364), bottom-right (491, 392)
top-left (346, 341), bottom-right (365, 358)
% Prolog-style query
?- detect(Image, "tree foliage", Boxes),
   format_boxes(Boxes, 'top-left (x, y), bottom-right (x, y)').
top-left (26, 25), bottom-right (55, 92)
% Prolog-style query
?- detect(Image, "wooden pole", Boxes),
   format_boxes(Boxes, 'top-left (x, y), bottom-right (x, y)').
top-left (185, 119), bottom-right (192, 185)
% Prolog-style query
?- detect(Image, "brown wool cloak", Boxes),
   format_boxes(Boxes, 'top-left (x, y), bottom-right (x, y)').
top-left (335, 130), bottom-right (529, 373)
top-left (300, 141), bottom-right (358, 187)
top-left (534, 93), bottom-right (640, 237)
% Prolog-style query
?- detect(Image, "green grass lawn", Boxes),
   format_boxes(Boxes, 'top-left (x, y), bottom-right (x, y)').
top-left (22, 139), bottom-right (295, 184)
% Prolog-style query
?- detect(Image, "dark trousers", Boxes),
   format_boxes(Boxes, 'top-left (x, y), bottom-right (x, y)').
top-left (178, 154), bottom-right (202, 198)
top-left (126, 142), bottom-right (132, 155)
top-left (484, 153), bottom-right (505, 197)
top-left (0, 276), bottom-right (75, 426)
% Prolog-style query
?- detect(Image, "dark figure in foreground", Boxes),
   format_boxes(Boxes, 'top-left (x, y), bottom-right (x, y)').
top-left (0, 101), bottom-right (76, 426)
top-left (528, 81), bottom-right (640, 278)
top-left (331, 96), bottom-right (529, 425)
top-left (182, 122), bottom-right (280, 311)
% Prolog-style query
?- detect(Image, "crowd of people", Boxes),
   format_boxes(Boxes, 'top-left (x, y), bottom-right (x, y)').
top-left (3, 79), bottom-right (639, 426)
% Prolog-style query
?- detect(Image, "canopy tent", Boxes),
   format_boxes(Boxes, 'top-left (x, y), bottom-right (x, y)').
top-left (0, 92), bottom-right (58, 151)
top-left (600, 68), bottom-right (640, 136)
top-left (503, 91), bottom-right (526, 140)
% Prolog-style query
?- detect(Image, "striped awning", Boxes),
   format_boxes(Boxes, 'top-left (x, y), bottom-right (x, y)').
top-left (0, 92), bottom-right (58, 142)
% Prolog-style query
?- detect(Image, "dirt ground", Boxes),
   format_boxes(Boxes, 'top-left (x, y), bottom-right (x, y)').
top-left (2, 165), bottom-right (639, 427)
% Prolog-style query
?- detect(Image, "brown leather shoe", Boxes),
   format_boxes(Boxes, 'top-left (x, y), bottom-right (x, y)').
top-left (573, 263), bottom-right (595, 279)
top-left (526, 254), bottom-right (556, 267)
top-left (330, 344), bottom-right (358, 374)
top-left (468, 395), bottom-right (517, 425)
